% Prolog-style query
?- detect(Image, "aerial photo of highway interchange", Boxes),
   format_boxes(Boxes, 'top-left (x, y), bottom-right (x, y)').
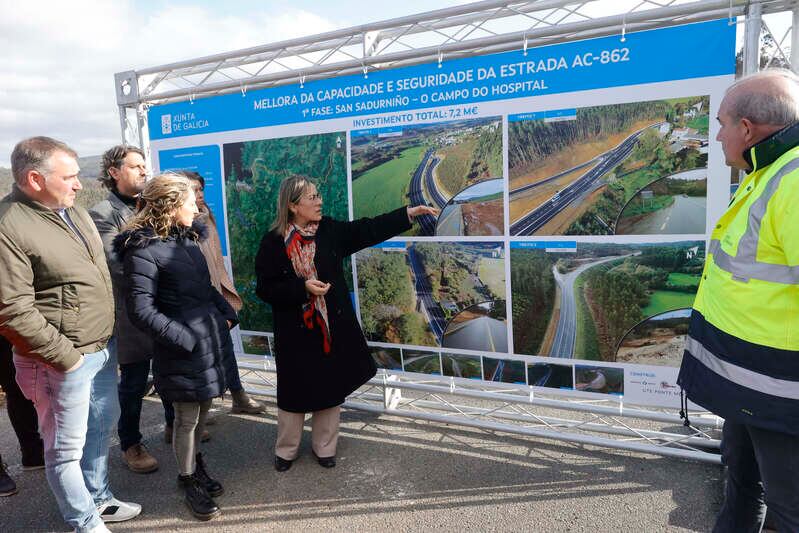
top-left (350, 117), bottom-right (503, 236)
top-left (508, 95), bottom-right (709, 236)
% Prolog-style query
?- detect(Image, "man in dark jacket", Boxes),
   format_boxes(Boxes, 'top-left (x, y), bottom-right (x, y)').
top-left (0, 137), bottom-right (140, 532)
top-left (90, 145), bottom-right (161, 474)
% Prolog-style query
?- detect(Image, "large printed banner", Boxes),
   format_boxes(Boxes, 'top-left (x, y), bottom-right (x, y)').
top-left (149, 20), bottom-right (736, 408)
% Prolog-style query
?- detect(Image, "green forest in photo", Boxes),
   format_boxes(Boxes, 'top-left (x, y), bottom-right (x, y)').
top-left (511, 241), bottom-right (704, 360)
top-left (224, 132), bottom-right (348, 332)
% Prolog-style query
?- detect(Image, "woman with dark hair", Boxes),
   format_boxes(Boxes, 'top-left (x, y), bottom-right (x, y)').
top-left (255, 176), bottom-right (436, 471)
top-left (114, 174), bottom-right (236, 521)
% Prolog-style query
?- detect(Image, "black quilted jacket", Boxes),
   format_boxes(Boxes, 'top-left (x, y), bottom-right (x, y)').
top-left (113, 222), bottom-right (238, 403)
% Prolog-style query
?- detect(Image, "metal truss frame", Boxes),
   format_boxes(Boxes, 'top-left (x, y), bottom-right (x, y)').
top-left (235, 354), bottom-right (722, 463)
top-left (118, 0), bottom-right (799, 463)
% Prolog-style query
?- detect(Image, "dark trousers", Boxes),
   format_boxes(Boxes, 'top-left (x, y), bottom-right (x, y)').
top-left (0, 336), bottom-right (43, 460)
top-left (713, 420), bottom-right (799, 533)
top-left (224, 349), bottom-right (243, 392)
top-left (117, 359), bottom-right (174, 450)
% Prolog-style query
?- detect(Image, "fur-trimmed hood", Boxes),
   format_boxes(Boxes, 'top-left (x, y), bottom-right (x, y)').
top-left (113, 221), bottom-right (208, 256)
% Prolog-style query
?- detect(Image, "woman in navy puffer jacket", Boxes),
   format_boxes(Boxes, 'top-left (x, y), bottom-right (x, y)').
top-left (114, 173), bottom-right (236, 522)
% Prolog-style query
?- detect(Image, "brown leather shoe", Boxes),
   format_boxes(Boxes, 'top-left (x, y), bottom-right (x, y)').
top-left (230, 390), bottom-right (267, 414)
top-left (122, 443), bottom-right (158, 473)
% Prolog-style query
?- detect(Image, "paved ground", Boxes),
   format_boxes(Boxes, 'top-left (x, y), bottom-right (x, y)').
top-left (0, 396), bottom-right (723, 532)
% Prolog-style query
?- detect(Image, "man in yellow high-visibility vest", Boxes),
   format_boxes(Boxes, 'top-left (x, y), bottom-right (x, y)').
top-left (678, 69), bottom-right (799, 532)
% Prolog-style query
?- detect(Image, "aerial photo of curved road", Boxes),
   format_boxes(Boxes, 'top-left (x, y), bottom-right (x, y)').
top-left (549, 254), bottom-right (632, 358)
top-left (408, 148), bottom-right (449, 235)
top-left (510, 123), bottom-right (665, 236)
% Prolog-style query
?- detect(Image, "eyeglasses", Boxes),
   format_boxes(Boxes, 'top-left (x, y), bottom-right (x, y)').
top-left (302, 193), bottom-right (321, 202)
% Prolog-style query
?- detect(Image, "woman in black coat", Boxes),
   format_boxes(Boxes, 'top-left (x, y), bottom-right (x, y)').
top-left (255, 175), bottom-right (436, 471)
top-left (114, 174), bottom-right (237, 521)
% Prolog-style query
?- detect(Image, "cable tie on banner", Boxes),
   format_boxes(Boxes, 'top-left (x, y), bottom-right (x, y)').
top-left (438, 49), bottom-right (443, 69)
top-left (189, 92), bottom-right (195, 105)
top-left (728, 0), bottom-right (734, 25)
top-left (240, 84), bottom-right (247, 98)
top-left (362, 63), bottom-right (368, 79)
top-left (299, 74), bottom-right (306, 89)
top-left (523, 35), bottom-right (529, 56)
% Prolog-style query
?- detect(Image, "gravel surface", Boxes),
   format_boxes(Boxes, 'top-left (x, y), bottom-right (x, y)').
top-left (0, 396), bottom-right (723, 532)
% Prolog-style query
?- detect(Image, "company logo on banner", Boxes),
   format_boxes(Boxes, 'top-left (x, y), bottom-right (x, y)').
top-left (149, 20), bottom-right (734, 410)
top-left (161, 114), bottom-right (172, 135)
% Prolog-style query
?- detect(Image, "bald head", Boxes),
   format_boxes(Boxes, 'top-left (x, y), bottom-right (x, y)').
top-left (716, 69), bottom-right (799, 170)
top-left (724, 69), bottom-right (799, 125)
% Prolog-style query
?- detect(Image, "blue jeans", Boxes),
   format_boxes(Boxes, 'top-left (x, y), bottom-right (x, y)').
top-left (713, 420), bottom-right (799, 533)
top-left (14, 347), bottom-right (120, 533)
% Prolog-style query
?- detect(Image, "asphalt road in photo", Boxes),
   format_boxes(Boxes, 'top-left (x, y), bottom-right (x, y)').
top-left (511, 123), bottom-right (665, 236)
top-left (549, 255), bottom-right (632, 358)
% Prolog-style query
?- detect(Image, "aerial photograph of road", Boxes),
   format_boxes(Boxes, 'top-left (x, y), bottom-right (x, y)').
top-left (615, 168), bottom-right (707, 235)
top-left (403, 351), bottom-right (442, 375)
top-left (527, 362), bottom-right (574, 389)
top-left (548, 254), bottom-right (634, 358)
top-left (510, 240), bottom-right (705, 362)
top-left (442, 353), bottom-right (483, 379)
top-left (371, 347), bottom-right (403, 370)
top-left (442, 300), bottom-right (508, 353)
top-left (436, 178), bottom-right (504, 236)
top-left (508, 95), bottom-right (709, 236)
top-left (350, 117), bottom-right (502, 236)
top-left (357, 242), bottom-right (506, 348)
top-left (575, 365), bottom-right (624, 394)
top-left (482, 357), bottom-right (526, 384)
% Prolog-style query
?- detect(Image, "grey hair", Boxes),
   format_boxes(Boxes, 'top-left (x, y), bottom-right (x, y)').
top-left (725, 68), bottom-right (799, 125)
top-left (270, 175), bottom-right (315, 235)
top-left (11, 136), bottom-right (78, 186)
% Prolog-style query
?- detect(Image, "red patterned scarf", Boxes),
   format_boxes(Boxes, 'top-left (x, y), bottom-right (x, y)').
top-left (283, 222), bottom-right (331, 353)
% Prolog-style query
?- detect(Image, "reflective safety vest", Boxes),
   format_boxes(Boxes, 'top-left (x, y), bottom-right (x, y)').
top-left (678, 123), bottom-right (799, 435)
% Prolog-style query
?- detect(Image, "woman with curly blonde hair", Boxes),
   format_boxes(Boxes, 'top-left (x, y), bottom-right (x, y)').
top-left (113, 174), bottom-right (237, 521)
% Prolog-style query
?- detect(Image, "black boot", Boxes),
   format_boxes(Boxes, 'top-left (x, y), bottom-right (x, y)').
top-left (194, 453), bottom-right (224, 497)
top-left (0, 457), bottom-right (18, 497)
top-left (178, 474), bottom-right (220, 521)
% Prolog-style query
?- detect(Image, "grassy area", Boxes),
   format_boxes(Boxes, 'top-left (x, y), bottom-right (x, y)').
top-left (437, 137), bottom-right (477, 195)
top-left (687, 114), bottom-right (709, 135)
top-left (642, 290), bottom-right (696, 317)
top-left (621, 194), bottom-right (674, 217)
top-left (667, 273), bottom-right (701, 288)
top-left (573, 271), bottom-right (601, 361)
top-left (353, 145), bottom-right (425, 218)
top-left (478, 258), bottom-right (506, 300)
top-left (617, 166), bottom-right (667, 202)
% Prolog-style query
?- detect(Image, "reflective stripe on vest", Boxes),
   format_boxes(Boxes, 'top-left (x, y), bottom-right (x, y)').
top-left (709, 157), bottom-right (799, 285)
top-left (685, 335), bottom-right (799, 400)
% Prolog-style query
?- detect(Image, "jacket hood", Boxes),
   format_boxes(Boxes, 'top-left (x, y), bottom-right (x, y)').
top-left (113, 221), bottom-right (208, 256)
